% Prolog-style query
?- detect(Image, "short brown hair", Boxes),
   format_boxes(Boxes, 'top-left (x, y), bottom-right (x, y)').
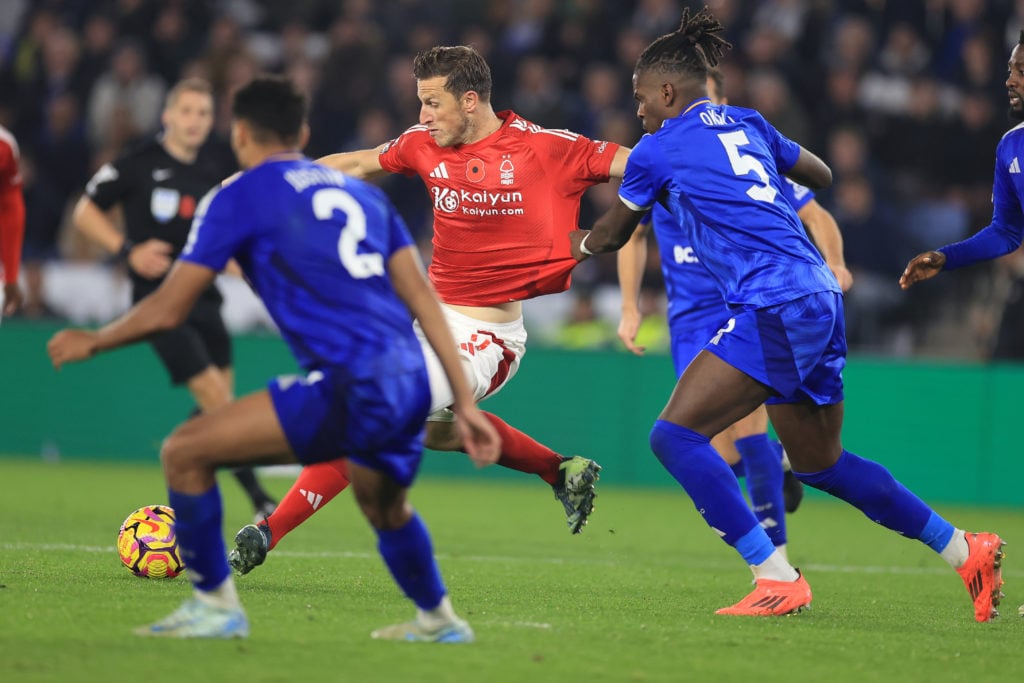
top-left (165, 77), bottom-right (213, 109)
top-left (412, 46), bottom-right (492, 102)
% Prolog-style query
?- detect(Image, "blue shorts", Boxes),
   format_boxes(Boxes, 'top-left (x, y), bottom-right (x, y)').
top-left (703, 291), bottom-right (846, 405)
top-left (269, 365), bottom-right (432, 488)
top-left (669, 302), bottom-right (732, 378)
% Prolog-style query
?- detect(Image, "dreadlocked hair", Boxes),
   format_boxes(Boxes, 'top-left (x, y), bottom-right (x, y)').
top-left (635, 5), bottom-right (732, 78)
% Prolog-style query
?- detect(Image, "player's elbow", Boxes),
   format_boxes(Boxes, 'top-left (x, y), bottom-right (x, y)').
top-left (155, 308), bottom-right (188, 332)
top-left (812, 165), bottom-right (833, 190)
top-left (70, 196), bottom-right (94, 231)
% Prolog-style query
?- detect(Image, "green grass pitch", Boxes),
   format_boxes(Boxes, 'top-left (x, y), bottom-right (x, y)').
top-left (1, 457), bottom-right (1021, 683)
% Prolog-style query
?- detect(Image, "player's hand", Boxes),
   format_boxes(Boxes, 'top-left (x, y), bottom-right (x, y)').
top-left (899, 250), bottom-right (946, 290)
top-left (128, 239), bottom-right (174, 279)
top-left (618, 308), bottom-right (646, 356)
top-left (222, 258), bottom-right (244, 278)
top-left (452, 403), bottom-right (501, 467)
top-left (829, 262), bottom-right (854, 292)
top-left (569, 229), bottom-right (592, 261)
top-left (47, 329), bottom-right (99, 369)
top-left (3, 282), bottom-right (23, 316)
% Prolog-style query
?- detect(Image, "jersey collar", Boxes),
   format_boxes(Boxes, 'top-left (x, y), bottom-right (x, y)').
top-left (680, 97), bottom-right (712, 118)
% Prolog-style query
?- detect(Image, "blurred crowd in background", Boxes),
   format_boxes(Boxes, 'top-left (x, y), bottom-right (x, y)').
top-left (3, 0), bottom-right (1024, 360)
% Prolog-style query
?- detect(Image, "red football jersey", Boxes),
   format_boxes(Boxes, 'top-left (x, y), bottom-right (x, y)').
top-left (379, 111), bottom-right (620, 306)
top-left (0, 125), bottom-right (25, 285)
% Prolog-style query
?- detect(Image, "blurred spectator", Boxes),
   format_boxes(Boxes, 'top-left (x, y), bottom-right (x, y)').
top-left (86, 39), bottom-right (166, 151)
top-left (511, 54), bottom-right (571, 130)
top-left (1, 0), bottom-right (1019, 359)
top-left (555, 290), bottom-right (617, 351)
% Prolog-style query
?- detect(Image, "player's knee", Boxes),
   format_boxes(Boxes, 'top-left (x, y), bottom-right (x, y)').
top-left (354, 496), bottom-right (412, 531)
top-left (159, 422), bottom-right (203, 471)
top-left (424, 421), bottom-right (462, 451)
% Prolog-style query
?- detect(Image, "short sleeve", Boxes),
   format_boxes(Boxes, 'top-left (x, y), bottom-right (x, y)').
top-left (752, 113), bottom-right (801, 174)
top-left (618, 136), bottom-right (661, 212)
top-left (781, 178), bottom-right (815, 213)
top-left (377, 128), bottom-right (420, 177)
top-left (541, 131), bottom-right (619, 192)
top-left (180, 184), bottom-right (243, 272)
top-left (84, 160), bottom-right (131, 210)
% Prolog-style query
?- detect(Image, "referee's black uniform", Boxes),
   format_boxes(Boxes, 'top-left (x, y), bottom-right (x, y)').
top-left (85, 135), bottom-right (234, 384)
top-left (83, 134), bottom-right (276, 517)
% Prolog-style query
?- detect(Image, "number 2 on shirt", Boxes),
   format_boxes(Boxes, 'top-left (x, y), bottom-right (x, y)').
top-left (312, 187), bottom-right (384, 279)
top-left (716, 131), bottom-right (777, 204)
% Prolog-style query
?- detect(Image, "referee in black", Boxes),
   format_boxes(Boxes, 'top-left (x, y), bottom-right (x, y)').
top-left (73, 77), bottom-right (276, 521)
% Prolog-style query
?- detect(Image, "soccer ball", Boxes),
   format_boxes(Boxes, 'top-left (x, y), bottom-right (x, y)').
top-left (117, 505), bottom-right (185, 579)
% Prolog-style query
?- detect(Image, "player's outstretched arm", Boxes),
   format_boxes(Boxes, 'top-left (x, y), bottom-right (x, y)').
top-left (785, 147), bottom-right (832, 191)
top-left (47, 261), bottom-right (215, 369)
top-left (616, 220), bottom-right (651, 355)
top-left (899, 251), bottom-right (947, 290)
top-left (571, 200), bottom-right (645, 259)
top-left (608, 146), bottom-right (632, 179)
top-left (316, 145), bottom-right (389, 180)
top-left (387, 245), bottom-right (500, 467)
top-left (798, 199), bottom-right (853, 291)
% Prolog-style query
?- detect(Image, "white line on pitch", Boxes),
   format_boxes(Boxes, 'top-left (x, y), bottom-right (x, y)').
top-left (4, 542), bottom-right (1022, 578)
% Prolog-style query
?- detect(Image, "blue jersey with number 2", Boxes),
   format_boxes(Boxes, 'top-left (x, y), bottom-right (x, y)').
top-left (182, 158), bottom-right (422, 375)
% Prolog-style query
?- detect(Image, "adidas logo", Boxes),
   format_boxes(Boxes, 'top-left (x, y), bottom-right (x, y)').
top-left (428, 162), bottom-right (449, 179)
top-left (1011, 157), bottom-right (1021, 174)
top-left (299, 488), bottom-right (324, 510)
top-left (750, 595), bottom-right (790, 612)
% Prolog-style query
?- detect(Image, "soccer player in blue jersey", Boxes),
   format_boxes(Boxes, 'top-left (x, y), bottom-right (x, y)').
top-left (618, 70), bottom-right (853, 552)
top-left (901, 30), bottom-right (1024, 618)
top-left (574, 7), bottom-right (1004, 621)
top-left (46, 74), bottom-right (501, 640)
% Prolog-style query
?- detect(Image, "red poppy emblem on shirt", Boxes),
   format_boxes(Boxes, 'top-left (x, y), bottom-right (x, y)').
top-left (179, 194), bottom-right (197, 219)
top-left (466, 159), bottom-right (485, 182)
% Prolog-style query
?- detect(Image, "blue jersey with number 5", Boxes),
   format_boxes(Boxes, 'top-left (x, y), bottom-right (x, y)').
top-left (619, 100), bottom-right (838, 308)
top-left (181, 158), bottom-right (422, 373)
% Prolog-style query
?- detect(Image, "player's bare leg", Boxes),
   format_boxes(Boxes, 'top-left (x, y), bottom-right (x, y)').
top-left (189, 365), bottom-right (277, 521)
top-left (138, 392), bottom-right (294, 638)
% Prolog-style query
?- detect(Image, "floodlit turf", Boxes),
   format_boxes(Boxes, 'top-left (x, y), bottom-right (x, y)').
top-left (1, 457), bottom-right (1021, 683)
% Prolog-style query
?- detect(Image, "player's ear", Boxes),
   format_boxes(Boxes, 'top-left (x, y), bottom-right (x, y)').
top-left (661, 81), bottom-right (675, 106)
top-left (298, 123), bottom-right (311, 151)
top-left (462, 89), bottom-right (480, 113)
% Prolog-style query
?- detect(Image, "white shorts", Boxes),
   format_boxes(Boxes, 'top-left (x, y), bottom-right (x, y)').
top-left (413, 305), bottom-right (527, 421)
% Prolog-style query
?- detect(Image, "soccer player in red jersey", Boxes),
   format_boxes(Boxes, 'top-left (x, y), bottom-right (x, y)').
top-left (228, 45), bottom-right (630, 575)
top-left (0, 124), bottom-right (26, 319)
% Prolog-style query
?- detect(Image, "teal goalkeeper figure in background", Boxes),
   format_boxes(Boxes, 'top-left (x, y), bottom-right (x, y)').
top-left (901, 29), bottom-right (1024, 619)
top-left (47, 74), bottom-right (501, 640)
top-left (574, 7), bottom-right (1005, 621)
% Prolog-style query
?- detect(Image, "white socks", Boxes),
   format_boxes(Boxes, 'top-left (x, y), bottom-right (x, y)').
top-left (196, 577), bottom-right (242, 610)
top-left (939, 529), bottom-right (969, 568)
top-left (752, 549), bottom-right (799, 582)
top-left (418, 595), bottom-right (460, 629)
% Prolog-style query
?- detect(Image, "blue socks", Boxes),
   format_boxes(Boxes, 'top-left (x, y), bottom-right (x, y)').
top-left (795, 450), bottom-right (952, 545)
top-left (376, 513), bottom-right (447, 611)
top-left (734, 434), bottom-right (787, 547)
top-left (650, 420), bottom-right (775, 565)
top-left (167, 485), bottom-right (229, 592)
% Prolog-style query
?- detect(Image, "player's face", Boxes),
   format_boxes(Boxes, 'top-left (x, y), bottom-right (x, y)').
top-left (163, 90), bottom-right (214, 151)
top-left (1007, 45), bottom-right (1024, 121)
top-left (417, 76), bottom-right (471, 147)
top-left (633, 70), bottom-right (672, 134)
